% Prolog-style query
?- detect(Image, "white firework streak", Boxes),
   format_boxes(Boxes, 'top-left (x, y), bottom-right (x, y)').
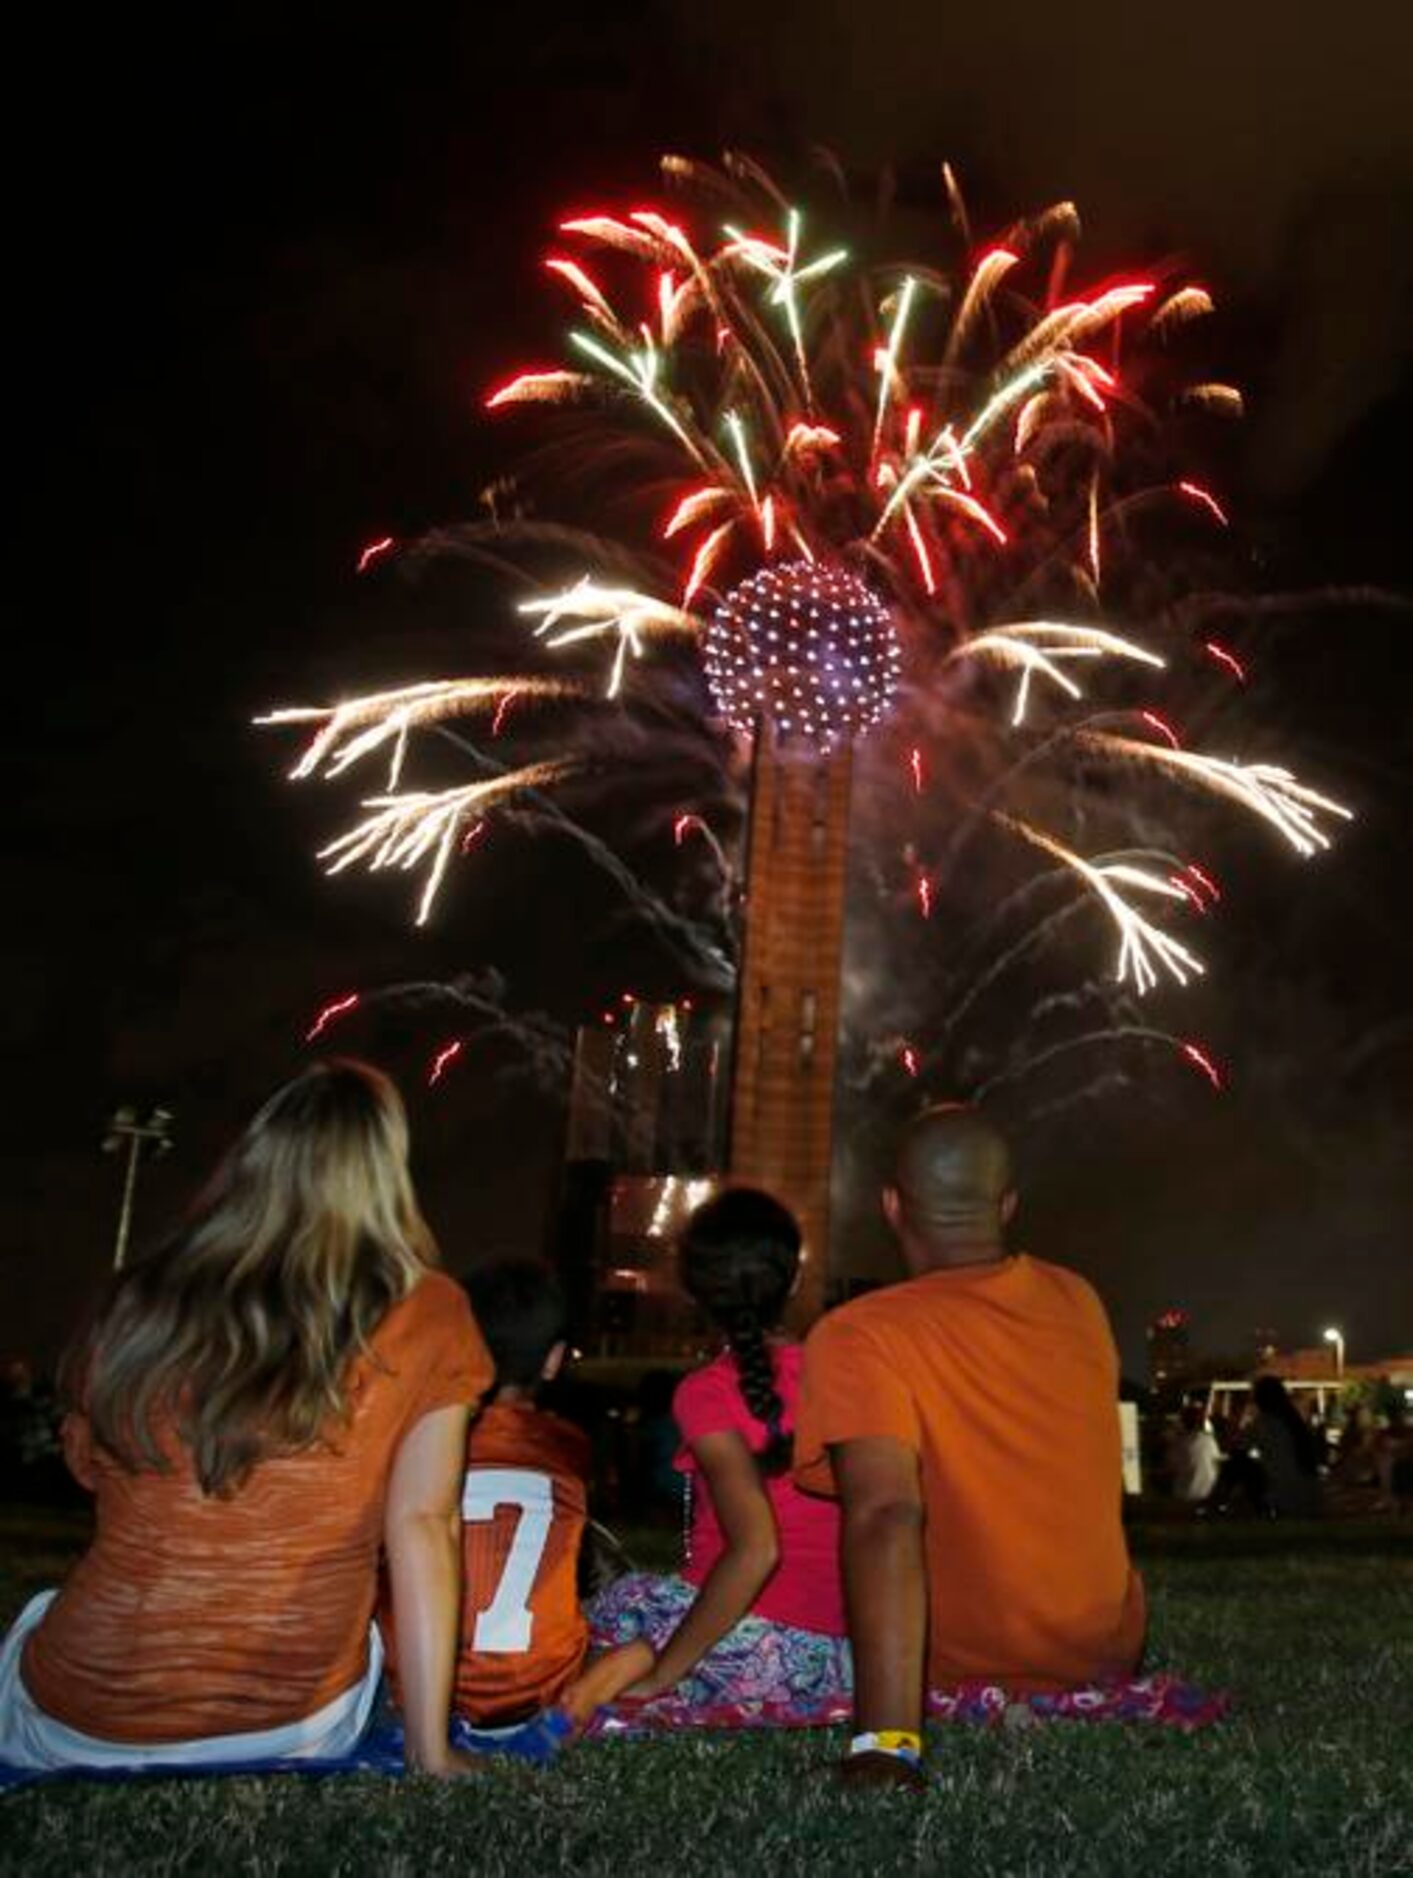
top-left (569, 329), bottom-right (713, 468)
top-left (953, 623), bottom-right (1165, 725)
top-left (998, 283), bottom-right (1153, 378)
top-left (485, 369), bottom-right (597, 409)
top-left (994, 812), bottom-right (1204, 995)
top-left (1083, 734), bottom-right (1354, 856)
top-left (723, 210), bottom-right (848, 402)
top-left (319, 761), bottom-right (576, 927)
top-left (872, 360), bottom-right (1048, 535)
top-left (873, 347), bottom-right (1090, 538)
top-left (1151, 286), bottom-right (1215, 332)
top-left (944, 245), bottom-right (1021, 368)
top-left (520, 579), bottom-right (701, 698)
top-left (256, 678), bottom-right (579, 787)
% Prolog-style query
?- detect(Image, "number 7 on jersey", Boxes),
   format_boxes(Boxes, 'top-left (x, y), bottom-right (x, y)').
top-left (462, 1468), bottom-right (554, 1653)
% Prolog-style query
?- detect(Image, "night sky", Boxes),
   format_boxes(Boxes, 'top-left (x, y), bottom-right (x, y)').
top-left (11, 4), bottom-right (1411, 1374)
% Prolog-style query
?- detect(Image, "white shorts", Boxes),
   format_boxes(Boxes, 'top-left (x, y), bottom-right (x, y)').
top-left (0, 1590), bottom-right (383, 1773)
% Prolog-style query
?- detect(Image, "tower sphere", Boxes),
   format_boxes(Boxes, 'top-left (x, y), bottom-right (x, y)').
top-left (703, 560), bottom-right (901, 747)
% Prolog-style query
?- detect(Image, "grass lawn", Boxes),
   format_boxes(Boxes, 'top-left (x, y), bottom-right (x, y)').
top-left (1, 1510), bottom-right (1410, 1876)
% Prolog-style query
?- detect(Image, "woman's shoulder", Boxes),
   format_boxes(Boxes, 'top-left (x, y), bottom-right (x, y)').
top-left (372, 1269), bottom-right (487, 1367)
top-left (350, 1269), bottom-right (492, 1428)
top-left (380, 1267), bottom-right (467, 1327)
top-left (407, 1266), bottom-right (468, 1310)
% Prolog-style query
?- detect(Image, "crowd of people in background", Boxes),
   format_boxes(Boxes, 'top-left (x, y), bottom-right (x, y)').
top-left (6, 1308), bottom-right (1411, 1535)
top-left (1161, 1378), bottom-right (1412, 1519)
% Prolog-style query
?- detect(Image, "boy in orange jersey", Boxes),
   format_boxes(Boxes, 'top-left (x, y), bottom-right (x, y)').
top-left (382, 1256), bottom-right (647, 1731)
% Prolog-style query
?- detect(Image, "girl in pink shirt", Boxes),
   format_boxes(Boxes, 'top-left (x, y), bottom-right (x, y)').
top-left (589, 1189), bottom-right (850, 1712)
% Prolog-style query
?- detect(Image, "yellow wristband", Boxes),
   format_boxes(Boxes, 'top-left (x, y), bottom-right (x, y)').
top-left (850, 1729), bottom-right (923, 1762)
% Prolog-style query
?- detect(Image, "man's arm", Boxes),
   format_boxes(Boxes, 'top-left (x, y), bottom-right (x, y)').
top-left (797, 1315), bottom-right (928, 1785)
top-left (832, 1435), bottom-right (927, 1775)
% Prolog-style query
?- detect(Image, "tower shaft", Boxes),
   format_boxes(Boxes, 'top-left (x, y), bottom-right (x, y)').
top-left (728, 726), bottom-right (853, 1322)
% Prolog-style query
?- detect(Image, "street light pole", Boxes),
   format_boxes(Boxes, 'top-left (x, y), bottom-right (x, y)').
top-left (1322, 1326), bottom-right (1345, 1381)
top-left (103, 1106), bottom-right (174, 1270)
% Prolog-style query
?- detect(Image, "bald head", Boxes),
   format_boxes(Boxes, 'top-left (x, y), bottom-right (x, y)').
top-left (887, 1104), bottom-right (1015, 1266)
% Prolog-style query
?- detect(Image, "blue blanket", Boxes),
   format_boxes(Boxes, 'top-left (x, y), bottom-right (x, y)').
top-left (0, 1707), bottom-right (573, 1794)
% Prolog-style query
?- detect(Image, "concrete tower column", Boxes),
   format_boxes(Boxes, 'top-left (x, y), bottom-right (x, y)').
top-left (728, 723), bottom-right (853, 1324)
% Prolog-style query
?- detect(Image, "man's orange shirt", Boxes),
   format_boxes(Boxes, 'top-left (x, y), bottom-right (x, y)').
top-left (384, 1401), bottom-right (592, 1725)
top-left (22, 1271), bottom-right (492, 1742)
top-left (795, 1254), bottom-right (1144, 1693)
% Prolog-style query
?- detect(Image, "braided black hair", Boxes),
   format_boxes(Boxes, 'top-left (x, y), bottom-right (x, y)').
top-left (679, 1187), bottom-right (801, 1476)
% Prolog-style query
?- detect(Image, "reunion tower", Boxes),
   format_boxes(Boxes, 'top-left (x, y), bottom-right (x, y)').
top-left (708, 561), bottom-right (900, 1320)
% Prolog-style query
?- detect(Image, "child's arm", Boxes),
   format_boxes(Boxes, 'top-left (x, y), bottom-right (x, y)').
top-left (558, 1639), bottom-right (656, 1728)
top-left (624, 1430), bottom-right (779, 1699)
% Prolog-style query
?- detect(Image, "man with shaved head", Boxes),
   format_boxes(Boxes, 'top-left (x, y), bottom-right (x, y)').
top-left (796, 1104), bottom-right (1144, 1786)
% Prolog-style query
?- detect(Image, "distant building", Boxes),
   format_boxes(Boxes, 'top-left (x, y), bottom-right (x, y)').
top-left (1252, 1326), bottom-right (1280, 1369)
top-left (1260, 1345), bottom-right (1345, 1383)
top-left (1204, 1348), bottom-right (1413, 1424)
top-left (1147, 1309), bottom-right (1192, 1388)
top-left (555, 996), bottom-right (729, 1362)
top-left (1257, 1347), bottom-right (1413, 1388)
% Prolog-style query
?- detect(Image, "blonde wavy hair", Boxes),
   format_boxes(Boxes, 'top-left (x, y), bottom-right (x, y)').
top-left (75, 1059), bottom-right (437, 1496)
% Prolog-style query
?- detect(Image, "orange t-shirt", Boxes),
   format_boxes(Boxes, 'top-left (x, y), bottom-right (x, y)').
top-left (384, 1401), bottom-right (592, 1726)
top-left (22, 1269), bottom-right (492, 1743)
top-left (795, 1255), bottom-right (1145, 1693)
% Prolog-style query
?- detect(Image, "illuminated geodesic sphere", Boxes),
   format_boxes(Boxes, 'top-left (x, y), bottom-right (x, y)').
top-left (702, 560), bottom-right (901, 746)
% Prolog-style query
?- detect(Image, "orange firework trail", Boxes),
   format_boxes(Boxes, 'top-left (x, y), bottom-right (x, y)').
top-left (1184, 862), bottom-right (1220, 905)
top-left (356, 536), bottom-right (395, 574)
top-left (305, 992), bottom-right (360, 1042)
top-left (1180, 1041), bottom-right (1224, 1091)
top-left (427, 1040), bottom-right (465, 1086)
top-left (1140, 710), bottom-right (1183, 749)
top-left (1177, 481), bottom-right (1229, 527)
top-left (1203, 641), bottom-right (1246, 682)
top-left (673, 810), bottom-right (731, 881)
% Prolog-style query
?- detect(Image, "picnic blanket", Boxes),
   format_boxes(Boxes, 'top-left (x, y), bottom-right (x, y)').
top-left (586, 1673), bottom-right (1229, 1738)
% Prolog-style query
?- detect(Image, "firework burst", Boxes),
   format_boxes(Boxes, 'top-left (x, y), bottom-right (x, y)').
top-left (261, 153), bottom-right (1349, 1091)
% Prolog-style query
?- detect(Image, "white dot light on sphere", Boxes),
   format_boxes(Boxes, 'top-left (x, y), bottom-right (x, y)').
top-left (705, 560), bottom-right (900, 746)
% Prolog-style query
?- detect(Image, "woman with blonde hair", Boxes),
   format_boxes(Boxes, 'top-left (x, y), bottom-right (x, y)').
top-left (0, 1060), bottom-right (492, 1776)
